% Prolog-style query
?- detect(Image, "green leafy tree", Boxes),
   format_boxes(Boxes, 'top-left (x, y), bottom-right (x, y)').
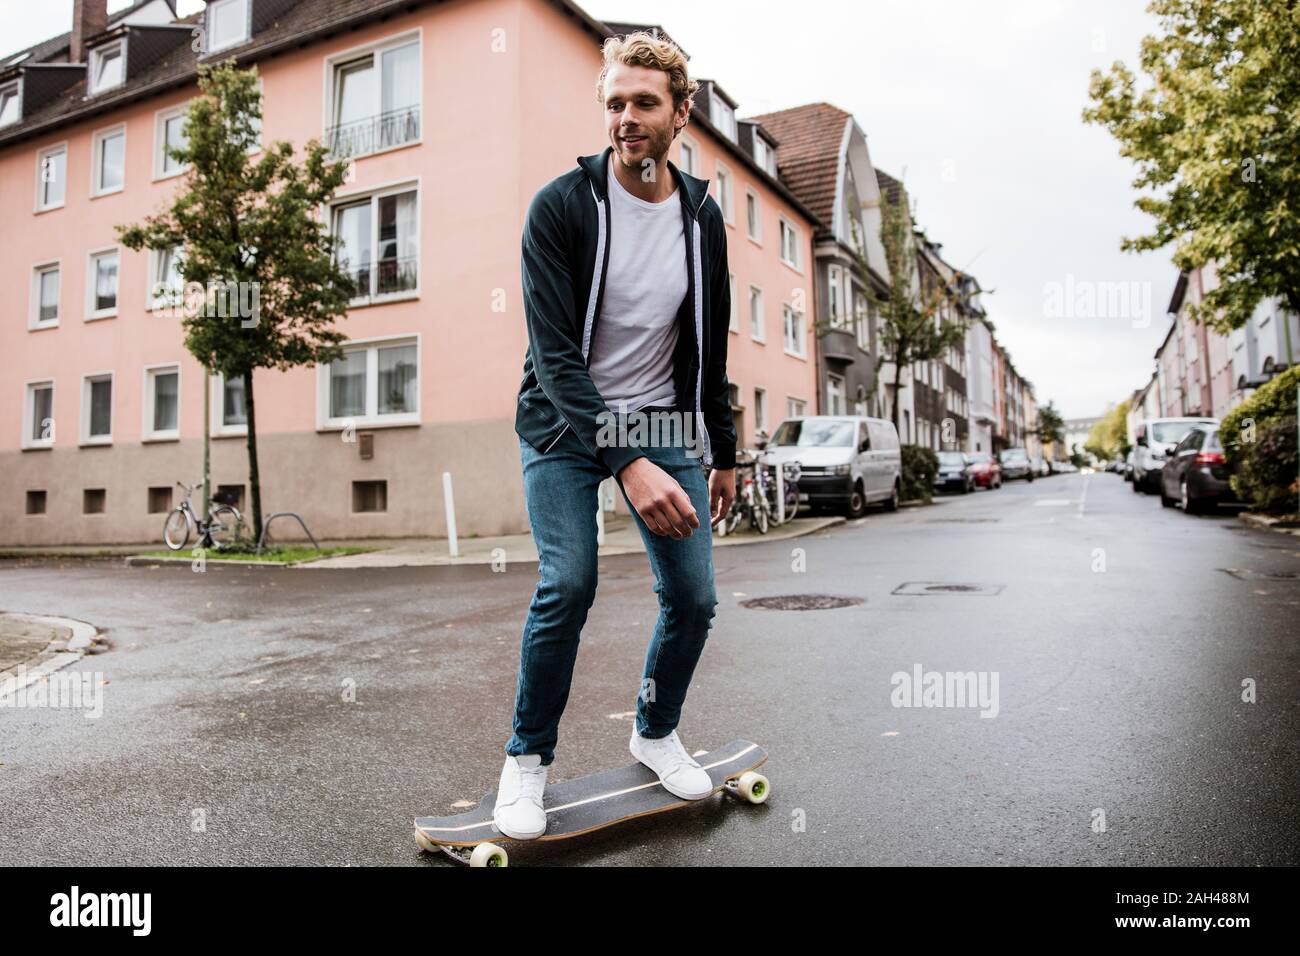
top-left (119, 61), bottom-right (355, 543)
top-left (1085, 400), bottom-right (1132, 460)
top-left (1083, 0), bottom-right (1300, 331)
top-left (850, 189), bottom-right (968, 431)
top-left (1036, 401), bottom-right (1066, 454)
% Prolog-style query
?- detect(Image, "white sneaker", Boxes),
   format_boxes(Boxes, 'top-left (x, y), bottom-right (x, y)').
top-left (492, 754), bottom-right (548, 840)
top-left (629, 728), bottom-right (713, 799)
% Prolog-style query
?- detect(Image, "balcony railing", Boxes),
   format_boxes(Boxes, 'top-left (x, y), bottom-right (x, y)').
top-left (326, 105), bottom-right (420, 160)
top-left (339, 255), bottom-right (419, 300)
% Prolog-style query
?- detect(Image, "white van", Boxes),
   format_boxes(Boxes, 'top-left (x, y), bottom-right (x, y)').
top-left (762, 415), bottom-right (903, 517)
top-left (1132, 417), bottom-right (1217, 494)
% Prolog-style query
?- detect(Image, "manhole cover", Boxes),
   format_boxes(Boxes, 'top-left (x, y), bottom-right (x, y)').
top-left (739, 594), bottom-right (864, 610)
top-left (892, 582), bottom-right (1005, 596)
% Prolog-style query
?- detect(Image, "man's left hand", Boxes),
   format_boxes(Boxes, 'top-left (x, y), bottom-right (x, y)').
top-left (708, 468), bottom-right (736, 526)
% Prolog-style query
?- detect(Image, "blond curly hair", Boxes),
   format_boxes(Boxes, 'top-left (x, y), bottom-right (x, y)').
top-left (595, 31), bottom-right (699, 120)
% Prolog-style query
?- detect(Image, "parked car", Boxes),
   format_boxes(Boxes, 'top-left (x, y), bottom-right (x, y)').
top-left (965, 453), bottom-right (1003, 489)
top-left (934, 451), bottom-right (974, 494)
top-left (1159, 424), bottom-right (1238, 513)
top-left (1123, 450), bottom-right (1135, 482)
top-left (998, 447), bottom-right (1035, 481)
top-left (1033, 456), bottom-right (1050, 477)
top-left (1132, 417), bottom-right (1217, 494)
top-left (765, 415), bottom-right (902, 518)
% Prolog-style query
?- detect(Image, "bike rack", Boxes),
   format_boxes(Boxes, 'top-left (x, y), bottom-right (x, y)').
top-left (257, 512), bottom-right (320, 553)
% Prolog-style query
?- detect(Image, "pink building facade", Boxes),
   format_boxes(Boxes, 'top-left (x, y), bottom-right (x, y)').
top-left (1, 0), bottom-right (817, 546)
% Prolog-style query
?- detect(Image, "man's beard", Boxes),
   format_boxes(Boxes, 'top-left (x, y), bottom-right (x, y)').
top-left (614, 124), bottom-right (671, 170)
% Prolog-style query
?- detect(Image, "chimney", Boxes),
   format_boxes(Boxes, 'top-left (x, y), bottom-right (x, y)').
top-left (71, 0), bottom-right (110, 64)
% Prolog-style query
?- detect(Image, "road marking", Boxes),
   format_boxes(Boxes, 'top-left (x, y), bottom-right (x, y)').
top-left (1077, 475), bottom-right (1090, 518)
top-left (1033, 499), bottom-right (1072, 506)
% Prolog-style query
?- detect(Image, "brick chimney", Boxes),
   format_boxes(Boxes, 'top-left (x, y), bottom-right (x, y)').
top-left (70, 0), bottom-right (110, 64)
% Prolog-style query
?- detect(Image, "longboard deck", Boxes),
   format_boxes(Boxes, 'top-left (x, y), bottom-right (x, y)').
top-left (415, 739), bottom-right (767, 848)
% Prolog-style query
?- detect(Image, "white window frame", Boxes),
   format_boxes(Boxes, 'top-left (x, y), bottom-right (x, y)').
top-left (784, 302), bottom-right (806, 357)
top-left (779, 216), bottom-right (802, 271)
top-left (709, 90), bottom-right (736, 141)
top-left (828, 265), bottom-right (843, 327)
top-left (211, 372), bottom-right (249, 437)
top-left (23, 379), bottom-right (55, 449)
top-left (322, 29), bottom-right (423, 160)
top-left (81, 371), bottom-right (114, 446)
top-left (745, 187), bottom-right (761, 243)
top-left (90, 123), bottom-right (127, 197)
top-left (714, 160), bottom-right (733, 224)
top-left (677, 134), bottom-right (697, 176)
top-left (30, 260), bottom-right (61, 330)
top-left (148, 244), bottom-right (186, 312)
top-left (86, 246), bottom-right (120, 320)
top-left (0, 78), bottom-right (21, 128)
top-left (143, 363), bottom-right (181, 442)
top-left (787, 396), bottom-right (807, 419)
top-left (728, 272), bottom-right (737, 333)
top-left (35, 142), bottom-right (67, 211)
top-left (206, 0), bottom-right (252, 55)
top-left (328, 177), bottom-right (421, 306)
top-left (754, 386), bottom-right (767, 434)
top-left (749, 284), bottom-right (765, 343)
top-left (88, 40), bottom-right (126, 97)
top-left (316, 333), bottom-right (421, 431)
top-left (826, 374), bottom-right (845, 416)
top-left (854, 290), bottom-right (870, 350)
top-left (153, 102), bottom-right (191, 180)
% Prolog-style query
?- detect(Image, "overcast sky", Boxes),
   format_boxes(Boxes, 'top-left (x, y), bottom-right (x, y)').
top-left (4, 0), bottom-right (1174, 419)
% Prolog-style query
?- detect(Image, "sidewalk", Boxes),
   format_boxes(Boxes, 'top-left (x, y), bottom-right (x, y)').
top-left (0, 512), bottom-right (845, 569)
top-left (305, 511), bottom-right (845, 568)
top-left (0, 612), bottom-right (100, 681)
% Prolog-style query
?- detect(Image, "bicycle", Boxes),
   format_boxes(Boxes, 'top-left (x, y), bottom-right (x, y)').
top-left (721, 451), bottom-right (776, 534)
top-left (757, 452), bottom-right (802, 525)
top-left (163, 481), bottom-right (243, 551)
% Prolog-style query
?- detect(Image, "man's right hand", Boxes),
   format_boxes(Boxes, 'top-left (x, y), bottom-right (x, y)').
top-left (617, 457), bottom-right (700, 538)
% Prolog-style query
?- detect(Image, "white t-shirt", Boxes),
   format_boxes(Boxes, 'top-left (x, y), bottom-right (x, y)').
top-left (587, 154), bottom-right (688, 412)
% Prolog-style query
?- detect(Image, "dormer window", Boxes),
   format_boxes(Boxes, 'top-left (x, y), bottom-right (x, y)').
top-left (89, 41), bottom-right (125, 95)
top-left (753, 136), bottom-right (777, 177)
top-left (0, 79), bottom-right (22, 126)
top-left (710, 90), bottom-right (736, 141)
top-left (207, 0), bottom-right (251, 54)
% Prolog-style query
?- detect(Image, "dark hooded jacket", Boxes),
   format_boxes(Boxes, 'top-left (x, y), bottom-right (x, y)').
top-left (514, 145), bottom-right (738, 476)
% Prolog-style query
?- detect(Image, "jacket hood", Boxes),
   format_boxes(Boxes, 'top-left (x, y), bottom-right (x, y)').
top-left (577, 145), bottom-right (711, 217)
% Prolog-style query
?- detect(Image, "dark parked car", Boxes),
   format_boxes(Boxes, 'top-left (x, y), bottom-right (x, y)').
top-left (934, 451), bottom-right (974, 494)
top-left (998, 447), bottom-right (1035, 481)
top-left (966, 453), bottom-right (1003, 489)
top-left (1159, 424), bottom-right (1238, 513)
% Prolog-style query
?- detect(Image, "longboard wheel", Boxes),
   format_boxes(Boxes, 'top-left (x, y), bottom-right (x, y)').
top-left (470, 842), bottom-right (509, 867)
top-left (414, 829), bottom-right (438, 853)
top-left (736, 771), bottom-right (770, 804)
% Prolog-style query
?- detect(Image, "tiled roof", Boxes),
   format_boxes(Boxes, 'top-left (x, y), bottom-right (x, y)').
top-left (4, 0), bottom-right (609, 147)
top-left (874, 167), bottom-right (906, 207)
top-left (744, 102), bottom-right (850, 231)
top-left (0, 0), bottom-right (166, 67)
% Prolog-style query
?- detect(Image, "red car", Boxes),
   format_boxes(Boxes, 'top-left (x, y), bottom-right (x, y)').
top-left (965, 453), bottom-right (1003, 489)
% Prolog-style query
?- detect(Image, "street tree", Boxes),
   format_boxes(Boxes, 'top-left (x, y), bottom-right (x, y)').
top-left (1083, 0), bottom-right (1300, 331)
top-left (850, 188), bottom-right (968, 432)
top-left (118, 60), bottom-right (356, 544)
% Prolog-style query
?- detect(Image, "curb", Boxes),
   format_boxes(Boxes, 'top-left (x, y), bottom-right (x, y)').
top-left (1238, 512), bottom-right (1300, 535)
top-left (0, 613), bottom-right (102, 699)
top-left (124, 554), bottom-right (296, 568)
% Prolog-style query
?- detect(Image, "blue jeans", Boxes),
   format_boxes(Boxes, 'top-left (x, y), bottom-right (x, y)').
top-left (505, 406), bottom-right (718, 766)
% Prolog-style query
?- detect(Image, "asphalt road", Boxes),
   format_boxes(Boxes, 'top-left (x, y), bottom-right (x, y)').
top-left (1, 472), bottom-right (1297, 866)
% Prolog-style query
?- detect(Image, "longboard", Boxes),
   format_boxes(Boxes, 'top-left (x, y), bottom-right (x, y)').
top-left (414, 738), bottom-right (769, 866)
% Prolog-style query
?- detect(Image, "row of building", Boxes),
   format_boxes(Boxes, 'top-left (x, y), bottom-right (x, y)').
top-left (1126, 262), bottom-right (1298, 441)
top-left (1, 0), bottom-right (1044, 546)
